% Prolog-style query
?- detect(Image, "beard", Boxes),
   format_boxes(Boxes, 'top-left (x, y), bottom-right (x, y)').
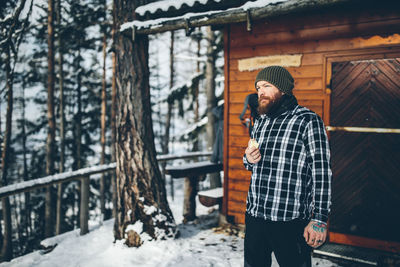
top-left (257, 94), bottom-right (283, 115)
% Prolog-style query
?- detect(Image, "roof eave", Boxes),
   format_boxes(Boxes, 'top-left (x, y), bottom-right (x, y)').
top-left (122, 0), bottom-right (358, 35)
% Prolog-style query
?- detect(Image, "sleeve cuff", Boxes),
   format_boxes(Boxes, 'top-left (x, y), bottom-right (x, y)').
top-left (311, 213), bottom-right (328, 225)
top-left (243, 154), bottom-right (254, 171)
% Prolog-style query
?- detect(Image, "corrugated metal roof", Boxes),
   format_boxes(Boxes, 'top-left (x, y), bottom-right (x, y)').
top-left (136, 0), bottom-right (248, 20)
top-left (124, 0), bottom-right (362, 35)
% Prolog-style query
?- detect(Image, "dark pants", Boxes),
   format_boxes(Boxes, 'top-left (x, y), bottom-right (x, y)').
top-left (244, 213), bottom-right (312, 267)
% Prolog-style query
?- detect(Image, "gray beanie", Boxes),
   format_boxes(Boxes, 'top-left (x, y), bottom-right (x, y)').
top-left (255, 66), bottom-right (294, 95)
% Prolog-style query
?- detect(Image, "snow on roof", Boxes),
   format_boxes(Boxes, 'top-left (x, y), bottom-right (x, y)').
top-left (136, 0), bottom-right (223, 16)
top-left (122, 0), bottom-right (290, 33)
top-left (121, 9), bottom-right (220, 32)
top-left (135, 0), bottom-right (288, 18)
top-left (241, 0), bottom-right (288, 9)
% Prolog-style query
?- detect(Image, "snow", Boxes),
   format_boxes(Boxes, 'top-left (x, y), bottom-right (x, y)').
top-left (0, 163), bottom-right (117, 197)
top-left (135, 0), bottom-right (286, 16)
top-left (121, 9), bottom-right (222, 31)
top-left (176, 116), bottom-right (208, 139)
top-left (173, 98), bottom-right (223, 139)
top-left (198, 187), bottom-right (223, 198)
top-left (144, 205), bottom-right (157, 215)
top-left (152, 72), bottom-right (203, 105)
top-left (175, 54), bottom-right (207, 62)
top-left (241, 0), bottom-right (288, 10)
top-left (126, 221), bottom-right (144, 235)
top-left (157, 151), bottom-right (212, 161)
top-left (136, 0), bottom-right (223, 16)
top-left (0, 13), bottom-right (13, 23)
top-left (1, 179), bottom-right (340, 267)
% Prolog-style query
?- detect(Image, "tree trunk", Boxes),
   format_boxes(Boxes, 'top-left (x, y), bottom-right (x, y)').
top-left (114, 0), bottom-right (176, 247)
top-left (45, 0), bottom-right (56, 238)
top-left (205, 26), bottom-right (221, 189)
top-left (21, 81), bottom-right (32, 239)
top-left (111, 1), bottom-right (118, 225)
top-left (76, 59), bottom-right (82, 172)
top-left (162, 31), bottom-right (175, 200)
top-left (183, 176), bottom-right (197, 223)
top-left (192, 33), bottom-right (201, 152)
top-left (100, 0), bottom-right (108, 220)
top-left (74, 51), bottom-right (83, 228)
top-left (0, 2), bottom-right (30, 258)
top-left (56, 0), bottom-right (65, 236)
top-left (0, 104), bottom-right (1, 260)
top-left (1, 45), bottom-right (14, 262)
top-left (12, 195), bottom-right (22, 252)
top-left (0, 199), bottom-right (12, 262)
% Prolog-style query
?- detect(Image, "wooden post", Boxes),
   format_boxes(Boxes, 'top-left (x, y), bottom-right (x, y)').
top-left (183, 175), bottom-right (197, 223)
top-left (80, 176), bottom-right (89, 235)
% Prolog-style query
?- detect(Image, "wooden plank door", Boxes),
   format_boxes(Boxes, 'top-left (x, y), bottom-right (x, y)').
top-left (329, 58), bottom-right (400, 252)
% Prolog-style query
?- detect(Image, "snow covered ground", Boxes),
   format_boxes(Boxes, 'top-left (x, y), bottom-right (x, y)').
top-left (1, 179), bottom-right (340, 267)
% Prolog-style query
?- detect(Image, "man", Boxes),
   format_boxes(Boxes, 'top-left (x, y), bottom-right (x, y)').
top-left (243, 66), bottom-right (332, 267)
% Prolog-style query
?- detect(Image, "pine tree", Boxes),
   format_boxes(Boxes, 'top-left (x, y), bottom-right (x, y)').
top-left (0, 0), bottom-right (34, 260)
top-left (21, 0), bottom-right (109, 236)
top-left (113, 0), bottom-right (176, 247)
top-left (55, 0), bottom-right (65, 236)
top-left (111, 0), bottom-right (118, 224)
top-left (45, 0), bottom-right (56, 238)
top-left (100, 0), bottom-right (110, 220)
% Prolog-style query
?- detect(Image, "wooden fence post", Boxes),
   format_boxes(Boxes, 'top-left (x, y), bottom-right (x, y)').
top-left (183, 175), bottom-right (198, 223)
top-left (80, 176), bottom-right (89, 235)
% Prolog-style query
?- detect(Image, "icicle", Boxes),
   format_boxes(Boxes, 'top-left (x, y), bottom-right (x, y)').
top-left (246, 10), bottom-right (252, 32)
top-left (184, 18), bottom-right (194, 36)
top-left (132, 25), bottom-right (136, 42)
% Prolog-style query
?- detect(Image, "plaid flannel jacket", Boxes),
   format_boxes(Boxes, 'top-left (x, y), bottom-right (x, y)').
top-left (243, 104), bottom-right (332, 224)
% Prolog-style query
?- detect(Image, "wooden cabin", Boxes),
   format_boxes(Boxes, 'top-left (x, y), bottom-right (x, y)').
top-left (222, 1), bottom-right (400, 254)
top-left (133, 0), bottom-right (400, 255)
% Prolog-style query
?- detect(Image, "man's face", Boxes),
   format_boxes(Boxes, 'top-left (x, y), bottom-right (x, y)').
top-left (256, 81), bottom-right (283, 115)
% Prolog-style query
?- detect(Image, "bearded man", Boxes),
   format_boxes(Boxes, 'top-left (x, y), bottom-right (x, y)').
top-left (243, 66), bottom-right (332, 267)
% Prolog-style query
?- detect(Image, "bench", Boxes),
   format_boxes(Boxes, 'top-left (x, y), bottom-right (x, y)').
top-left (166, 161), bottom-right (222, 178)
top-left (165, 161), bottom-right (223, 222)
top-left (198, 187), bottom-right (223, 208)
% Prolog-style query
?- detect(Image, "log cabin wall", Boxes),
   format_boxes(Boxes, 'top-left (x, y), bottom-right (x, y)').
top-left (223, 3), bottom-right (400, 225)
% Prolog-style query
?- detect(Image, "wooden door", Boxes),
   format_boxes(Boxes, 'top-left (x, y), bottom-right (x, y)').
top-left (329, 58), bottom-right (400, 251)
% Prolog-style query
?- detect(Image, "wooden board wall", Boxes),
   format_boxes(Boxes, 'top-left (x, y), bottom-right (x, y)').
top-left (223, 4), bottom-right (400, 225)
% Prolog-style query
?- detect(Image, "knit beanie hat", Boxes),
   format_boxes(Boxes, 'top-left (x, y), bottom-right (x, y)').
top-left (254, 66), bottom-right (294, 95)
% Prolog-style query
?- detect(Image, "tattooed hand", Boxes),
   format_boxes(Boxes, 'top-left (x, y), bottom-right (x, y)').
top-left (303, 221), bottom-right (327, 248)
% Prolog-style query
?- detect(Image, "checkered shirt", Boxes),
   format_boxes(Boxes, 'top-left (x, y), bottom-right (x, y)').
top-left (243, 105), bottom-right (332, 224)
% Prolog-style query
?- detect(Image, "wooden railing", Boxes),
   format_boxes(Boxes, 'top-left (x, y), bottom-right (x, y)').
top-left (0, 151), bottom-right (212, 236)
top-left (0, 163), bottom-right (116, 236)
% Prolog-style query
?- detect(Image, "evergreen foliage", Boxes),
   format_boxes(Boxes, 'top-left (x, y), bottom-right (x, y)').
top-left (0, 0), bottom-right (113, 258)
top-left (0, 0), bottom-right (223, 260)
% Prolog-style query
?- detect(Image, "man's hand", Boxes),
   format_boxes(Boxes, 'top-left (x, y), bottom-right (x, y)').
top-left (303, 221), bottom-right (327, 248)
top-left (245, 139), bottom-right (261, 164)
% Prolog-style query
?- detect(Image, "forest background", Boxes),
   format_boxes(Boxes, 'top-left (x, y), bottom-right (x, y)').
top-left (0, 0), bottom-right (224, 261)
